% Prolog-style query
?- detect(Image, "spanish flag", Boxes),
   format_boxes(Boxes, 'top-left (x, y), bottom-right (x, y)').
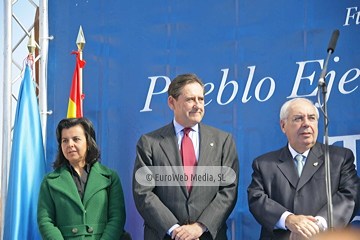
top-left (67, 51), bottom-right (86, 118)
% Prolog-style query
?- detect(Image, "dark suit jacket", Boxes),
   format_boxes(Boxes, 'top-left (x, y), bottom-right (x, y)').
top-left (247, 142), bottom-right (360, 240)
top-left (37, 162), bottom-right (126, 240)
top-left (132, 122), bottom-right (239, 240)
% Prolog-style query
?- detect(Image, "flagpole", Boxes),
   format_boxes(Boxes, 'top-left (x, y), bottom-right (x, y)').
top-left (3, 32), bottom-right (46, 240)
top-left (27, 30), bottom-right (36, 57)
top-left (76, 26), bottom-right (85, 116)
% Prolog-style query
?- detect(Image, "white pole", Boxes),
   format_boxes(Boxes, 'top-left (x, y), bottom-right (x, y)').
top-left (39, 0), bottom-right (51, 151)
top-left (1, 0), bottom-right (13, 238)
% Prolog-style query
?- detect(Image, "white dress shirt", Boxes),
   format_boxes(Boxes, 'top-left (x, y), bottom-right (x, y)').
top-left (167, 119), bottom-right (200, 235)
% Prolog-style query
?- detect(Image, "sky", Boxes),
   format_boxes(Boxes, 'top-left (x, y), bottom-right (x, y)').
top-left (1, 0), bottom-right (39, 187)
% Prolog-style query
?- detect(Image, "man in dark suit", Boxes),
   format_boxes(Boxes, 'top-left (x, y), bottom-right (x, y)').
top-left (247, 98), bottom-right (360, 240)
top-left (133, 73), bottom-right (239, 240)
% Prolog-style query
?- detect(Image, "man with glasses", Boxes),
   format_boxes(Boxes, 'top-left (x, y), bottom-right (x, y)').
top-left (247, 98), bottom-right (360, 240)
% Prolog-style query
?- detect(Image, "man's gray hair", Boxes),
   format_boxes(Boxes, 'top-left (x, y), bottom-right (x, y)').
top-left (280, 98), bottom-right (319, 121)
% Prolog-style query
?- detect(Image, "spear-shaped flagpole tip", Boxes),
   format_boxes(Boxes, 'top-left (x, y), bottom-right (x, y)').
top-left (76, 26), bottom-right (86, 51)
top-left (27, 29), bottom-right (36, 54)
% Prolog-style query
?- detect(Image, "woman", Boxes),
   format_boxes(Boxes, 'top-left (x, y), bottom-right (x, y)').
top-left (37, 117), bottom-right (126, 239)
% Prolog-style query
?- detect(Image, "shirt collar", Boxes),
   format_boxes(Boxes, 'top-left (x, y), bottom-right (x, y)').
top-left (287, 143), bottom-right (310, 159)
top-left (173, 119), bottom-right (199, 135)
top-left (66, 161), bottom-right (91, 174)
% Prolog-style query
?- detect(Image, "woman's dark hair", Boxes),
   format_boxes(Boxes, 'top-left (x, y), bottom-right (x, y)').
top-left (53, 117), bottom-right (101, 169)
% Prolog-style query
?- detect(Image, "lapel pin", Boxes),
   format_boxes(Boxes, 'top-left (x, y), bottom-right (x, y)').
top-left (210, 143), bottom-right (214, 147)
top-left (313, 162), bottom-right (318, 166)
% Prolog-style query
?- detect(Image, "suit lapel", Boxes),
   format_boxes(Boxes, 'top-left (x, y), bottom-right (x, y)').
top-left (159, 123), bottom-right (188, 196)
top-left (159, 123), bottom-right (183, 166)
top-left (278, 146), bottom-right (299, 189)
top-left (197, 123), bottom-right (214, 167)
top-left (83, 162), bottom-right (111, 205)
top-left (48, 165), bottom-right (84, 210)
top-left (296, 142), bottom-right (324, 191)
top-left (189, 124), bottom-right (215, 198)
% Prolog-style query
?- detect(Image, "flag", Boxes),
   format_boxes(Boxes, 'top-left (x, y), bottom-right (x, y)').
top-left (67, 51), bottom-right (86, 118)
top-left (4, 64), bottom-right (46, 240)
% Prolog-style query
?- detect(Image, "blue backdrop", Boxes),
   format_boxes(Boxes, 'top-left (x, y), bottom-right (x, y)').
top-left (46, 1), bottom-right (360, 239)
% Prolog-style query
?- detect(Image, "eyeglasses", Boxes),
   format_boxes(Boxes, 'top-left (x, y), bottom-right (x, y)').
top-left (291, 115), bottom-right (318, 123)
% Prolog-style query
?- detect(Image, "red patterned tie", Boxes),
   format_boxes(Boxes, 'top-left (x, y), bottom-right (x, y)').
top-left (180, 128), bottom-right (197, 192)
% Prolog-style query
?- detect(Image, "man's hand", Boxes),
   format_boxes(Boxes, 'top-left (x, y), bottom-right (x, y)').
top-left (285, 214), bottom-right (320, 239)
top-left (171, 222), bottom-right (207, 240)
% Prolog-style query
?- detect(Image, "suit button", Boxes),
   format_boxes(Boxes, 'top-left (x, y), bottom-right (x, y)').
top-left (87, 227), bottom-right (94, 233)
top-left (72, 228), bottom-right (78, 234)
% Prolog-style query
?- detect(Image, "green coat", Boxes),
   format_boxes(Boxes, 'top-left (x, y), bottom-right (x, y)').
top-left (37, 162), bottom-right (125, 240)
